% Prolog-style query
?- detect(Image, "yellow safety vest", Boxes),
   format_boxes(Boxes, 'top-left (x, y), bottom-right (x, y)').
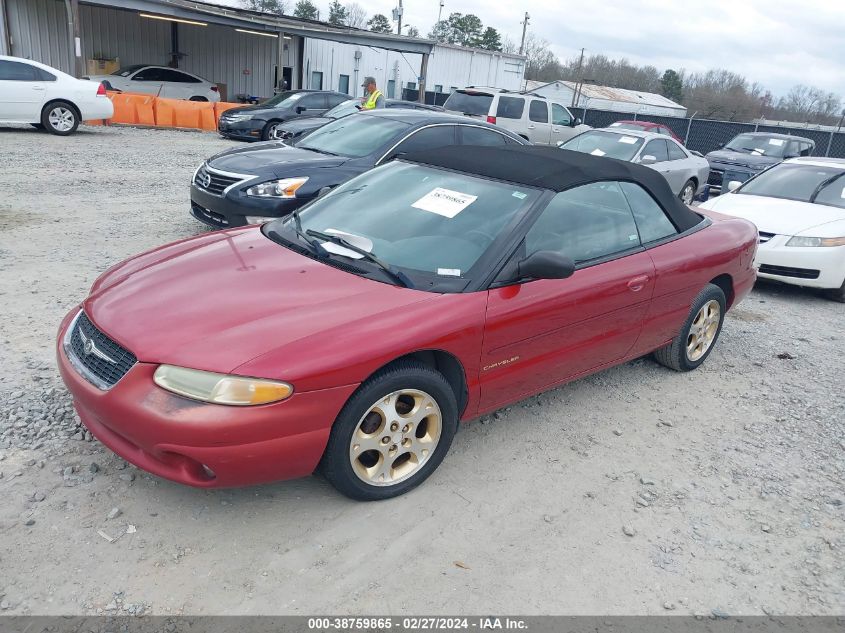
top-left (362, 89), bottom-right (383, 110)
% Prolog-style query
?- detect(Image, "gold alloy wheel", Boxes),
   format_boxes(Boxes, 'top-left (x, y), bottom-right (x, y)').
top-left (349, 389), bottom-right (442, 487)
top-left (686, 299), bottom-right (721, 362)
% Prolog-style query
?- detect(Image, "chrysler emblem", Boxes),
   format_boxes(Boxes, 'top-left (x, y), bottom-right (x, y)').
top-left (79, 329), bottom-right (117, 365)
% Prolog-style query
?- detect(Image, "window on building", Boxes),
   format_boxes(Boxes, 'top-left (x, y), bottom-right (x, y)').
top-left (434, 84), bottom-right (443, 93)
top-left (310, 71), bottom-right (323, 90)
top-left (406, 81), bottom-right (417, 89)
top-left (387, 79), bottom-right (396, 98)
top-left (338, 74), bottom-right (350, 95)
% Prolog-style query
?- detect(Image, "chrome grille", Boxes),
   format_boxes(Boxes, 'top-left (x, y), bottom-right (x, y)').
top-left (64, 311), bottom-right (136, 390)
top-left (194, 165), bottom-right (246, 196)
top-left (758, 231), bottom-right (775, 244)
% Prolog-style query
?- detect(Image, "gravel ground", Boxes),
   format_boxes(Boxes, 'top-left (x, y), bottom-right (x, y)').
top-left (0, 123), bottom-right (843, 616)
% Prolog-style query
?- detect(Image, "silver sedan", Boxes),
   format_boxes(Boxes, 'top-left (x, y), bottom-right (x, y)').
top-left (559, 129), bottom-right (710, 204)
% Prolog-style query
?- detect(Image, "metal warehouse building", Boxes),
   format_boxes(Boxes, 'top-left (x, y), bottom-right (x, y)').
top-left (523, 79), bottom-right (686, 117)
top-left (0, 0), bottom-right (525, 102)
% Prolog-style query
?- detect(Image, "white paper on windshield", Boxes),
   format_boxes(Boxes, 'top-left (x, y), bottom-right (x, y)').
top-left (512, 191), bottom-right (527, 200)
top-left (437, 268), bottom-right (461, 276)
top-left (768, 139), bottom-right (785, 146)
top-left (841, 186), bottom-right (845, 199)
top-left (412, 188), bottom-right (477, 218)
top-left (619, 136), bottom-right (638, 144)
top-left (590, 148), bottom-right (606, 156)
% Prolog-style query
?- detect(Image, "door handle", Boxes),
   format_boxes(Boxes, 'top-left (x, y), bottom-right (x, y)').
top-left (527, 125), bottom-right (535, 129)
top-left (627, 275), bottom-right (650, 292)
top-left (32, 86), bottom-right (46, 91)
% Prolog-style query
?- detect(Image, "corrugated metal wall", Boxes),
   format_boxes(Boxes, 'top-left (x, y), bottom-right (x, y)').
top-left (303, 39), bottom-right (525, 99)
top-left (6, 0), bottom-right (276, 97)
top-left (7, 0), bottom-right (72, 72)
top-left (531, 84), bottom-right (687, 117)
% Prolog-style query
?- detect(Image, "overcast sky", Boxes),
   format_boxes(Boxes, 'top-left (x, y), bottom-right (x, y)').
top-left (211, 0), bottom-right (844, 97)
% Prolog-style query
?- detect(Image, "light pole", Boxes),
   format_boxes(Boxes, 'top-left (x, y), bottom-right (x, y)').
top-left (438, 0), bottom-right (444, 24)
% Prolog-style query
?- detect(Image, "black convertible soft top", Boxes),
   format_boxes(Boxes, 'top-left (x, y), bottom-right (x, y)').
top-left (403, 145), bottom-right (703, 232)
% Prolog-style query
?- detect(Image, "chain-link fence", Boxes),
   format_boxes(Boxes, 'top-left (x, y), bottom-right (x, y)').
top-left (573, 107), bottom-right (845, 158)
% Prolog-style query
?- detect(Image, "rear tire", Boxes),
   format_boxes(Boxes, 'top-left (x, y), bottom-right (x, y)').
top-left (320, 361), bottom-right (458, 501)
top-left (41, 102), bottom-right (79, 136)
top-left (653, 283), bottom-right (726, 372)
top-left (679, 179), bottom-right (696, 205)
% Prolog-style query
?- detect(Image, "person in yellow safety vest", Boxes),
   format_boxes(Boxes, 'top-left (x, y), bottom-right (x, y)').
top-left (359, 76), bottom-right (385, 110)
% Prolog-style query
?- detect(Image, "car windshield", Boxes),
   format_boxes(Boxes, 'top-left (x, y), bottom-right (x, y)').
top-left (323, 99), bottom-right (363, 119)
top-left (296, 115), bottom-right (409, 158)
top-left (112, 65), bottom-right (146, 77)
top-left (263, 162), bottom-right (541, 288)
top-left (560, 130), bottom-right (644, 161)
top-left (443, 91), bottom-right (494, 116)
top-left (260, 91), bottom-right (306, 108)
top-left (610, 122), bottom-right (647, 132)
top-left (738, 163), bottom-right (845, 209)
top-left (724, 134), bottom-right (789, 157)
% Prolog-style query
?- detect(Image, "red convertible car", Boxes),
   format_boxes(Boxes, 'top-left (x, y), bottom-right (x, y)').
top-left (57, 146), bottom-right (757, 500)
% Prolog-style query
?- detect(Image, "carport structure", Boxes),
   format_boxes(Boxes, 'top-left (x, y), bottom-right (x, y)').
top-left (0, 0), bottom-right (435, 101)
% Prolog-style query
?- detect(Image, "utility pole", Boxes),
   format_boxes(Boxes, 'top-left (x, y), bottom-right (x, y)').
top-left (518, 12), bottom-right (529, 55)
top-left (395, 0), bottom-right (403, 35)
top-left (64, 0), bottom-right (83, 77)
top-left (437, 0), bottom-right (444, 24)
top-left (571, 47), bottom-right (584, 107)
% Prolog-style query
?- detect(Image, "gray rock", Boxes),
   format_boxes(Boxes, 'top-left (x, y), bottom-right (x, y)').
top-left (663, 601), bottom-right (676, 611)
top-left (107, 507), bottom-right (122, 520)
top-left (24, 518), bottom-right (35, 526)
top-left (119, 472), bottom-right (135, 482)
top-left (622, 524), bottom-right (636, 537)
top-left (33, 492), bottom-right (46, 502)
top-left (640, 476), bottom-right (656, 485)
top-left (89, 462), bottom-right (100, 474)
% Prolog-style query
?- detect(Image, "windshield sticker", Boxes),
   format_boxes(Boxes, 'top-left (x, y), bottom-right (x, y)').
top-left (590, 148), bottom-right (606, 156)
top-left (768, 139), bottom-right (785, 146)
top-left (841, 187), bottom-right (845, 199)
top-left (437, 268), bottom-right (461, 276)
top-left (512, 191), bottom-right (527, 199)
top-left (628, 234), bottom-right (638, 241)
top-left (619, 136), bottom-right (638, 144)
top-left (412, 188), bottom-right (477, 218)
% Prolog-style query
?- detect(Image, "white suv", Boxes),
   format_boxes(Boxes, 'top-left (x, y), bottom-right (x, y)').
top-left (443, 87), bottom-right (590, 145)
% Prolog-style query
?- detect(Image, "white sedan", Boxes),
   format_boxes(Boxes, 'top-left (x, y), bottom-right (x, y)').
top-left (699, 157), bottom-right (845, 302)
top-left (84, 65), bottom-right (220, 102)
top-left (0, 55), bottom-right (114, 135)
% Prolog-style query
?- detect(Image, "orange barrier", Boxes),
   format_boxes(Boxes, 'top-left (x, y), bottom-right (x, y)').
top-left (154, 97), bottom-right (216, 130)
top-left (98, 92), bottom-right (241, 131)
top-left (107, 92), bottom-right (155, 126)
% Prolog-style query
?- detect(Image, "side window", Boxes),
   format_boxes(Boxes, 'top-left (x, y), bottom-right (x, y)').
top-left (524, 182), bottom-right (641, 264)
top-left (800, 142), bottom-right (813, 157)
top-left (161, 70), bottom-right (200, 83)
top-left (0, 60), bottom-right (39, 81)
top-left (551, 103), bottom-right (571, 126)
top-left (328, 93), bottom-right (347, 107)
top-left (299, 93), bottom-right (327, 109)
top-left (395, 126), bottom-right (456, 154)
top-left (37, 68), bottom-right (56, 81)
top-left (642, 139), bottom-right (669, 163)
top-left (460, 126), bottom-right (508, 146)
top-left (666, 141), bottom-right (687, 161)
top-left (619, 182), bottom-right (677, 243)
top-left (132, 67), bottom-right (166, 81)
top-left (496, 96), bottom-right (525, 120)
top-left (529, 100), bottom-right (549, 123)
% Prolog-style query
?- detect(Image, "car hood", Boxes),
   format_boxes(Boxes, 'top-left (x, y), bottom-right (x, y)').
top-left (219, 104), bottom-right (283, 117)
top-left (207, 142), bottom-right (348, 176)
top-left (700, 193), bottom-right (845, 235)
top-left (83, 227), bottom-right (435, 374)
top-left (705, 149), bottom-right (779, 169)
top-left (279, 116), bottom-right (331, 132)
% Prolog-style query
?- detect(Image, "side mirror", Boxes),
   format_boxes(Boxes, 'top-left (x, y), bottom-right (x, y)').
top-left (727, 180), bottom-right (742, 192)
top-left (517, 251), bottom-right (575, 280)
top-left (295, 106), bottom-right (305, 114)
top-left (639, 154), bottom-right (657, 165)
top-left (574, 118), bottom-right (582, 126)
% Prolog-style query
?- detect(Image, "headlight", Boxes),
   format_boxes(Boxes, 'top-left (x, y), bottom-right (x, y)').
top-left (786, 236), bottom-right (845, 247)
top-left (245, 177), bottom-right (308, 198)
top-left (153, 365), bottom-right (293, 406)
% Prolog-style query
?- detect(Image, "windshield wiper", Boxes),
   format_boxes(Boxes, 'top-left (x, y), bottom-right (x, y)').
top-left (289, 211), bottom-right (328, 256)
top-left (810, 171), bottom-right (845, 203)
top-left (305, 229), bottom-right (414, 289)
top-left (300, 146), bottom-right (338, 156)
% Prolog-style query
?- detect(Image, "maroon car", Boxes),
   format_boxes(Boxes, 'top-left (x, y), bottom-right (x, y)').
top-left (57, 146), bottom-right (757, 500)
top-left (608, 120), bottom-right (683, 144)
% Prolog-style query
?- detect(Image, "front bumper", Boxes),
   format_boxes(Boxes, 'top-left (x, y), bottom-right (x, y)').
top-left (190, 182), bottom-right (308, 229)
top-left (57, 309), bottom-right (359, 488)
top-left (706, 164), bottom-right (760, 194)
top-left (218, 117), bottom-right (265, 141)
top-left (754, 235), bottom-right (845, 289)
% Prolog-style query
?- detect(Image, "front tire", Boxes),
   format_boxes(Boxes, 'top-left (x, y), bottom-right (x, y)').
top-left (320, 361), bottom-right (458, 501)
top-left (679, 179), bottom-right (696, 205)
top-left (825, 277), bottom-right (845, 303)
top-left (261, 121), bottom-right (281, 141)
top-left (654, 283), bottom-right (726, 371)
top-left (41, 102), bottom-right (79, 136)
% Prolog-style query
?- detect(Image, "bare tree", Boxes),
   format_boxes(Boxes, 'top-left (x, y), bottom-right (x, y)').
top-left (504, 34), bottom-right (560, 81)
top-left (242, 0), bottom-right (288, 14)
top-left (345, 2), bottom-right (367, 28)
